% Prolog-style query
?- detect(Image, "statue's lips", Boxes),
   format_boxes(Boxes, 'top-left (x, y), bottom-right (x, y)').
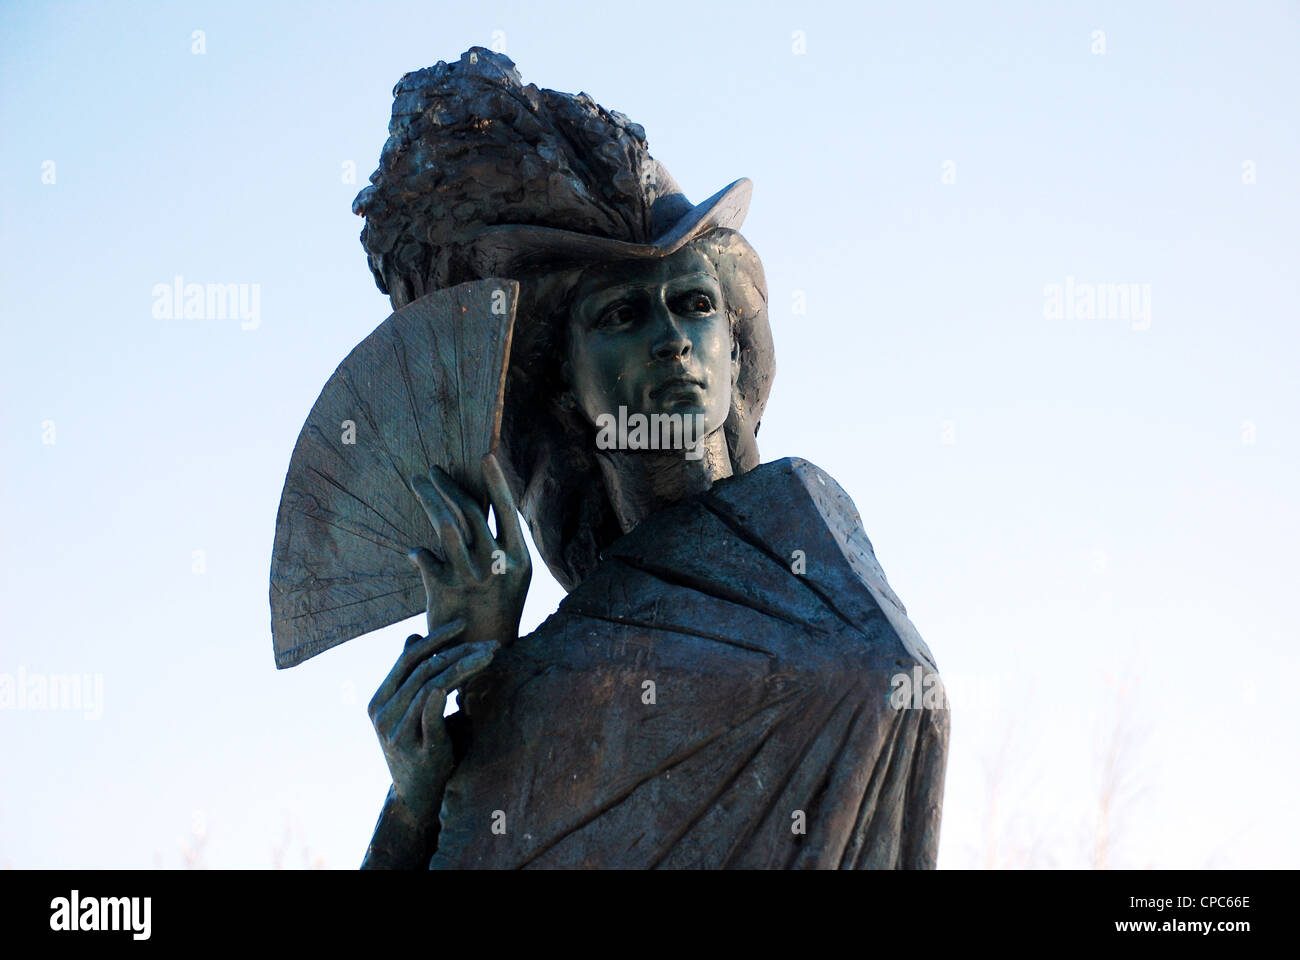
top-left (649, 376), bottom-right (705, 400)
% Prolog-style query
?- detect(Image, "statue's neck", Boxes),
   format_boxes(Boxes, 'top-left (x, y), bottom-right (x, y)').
top-left (595, 428), bottom-right (733, 533)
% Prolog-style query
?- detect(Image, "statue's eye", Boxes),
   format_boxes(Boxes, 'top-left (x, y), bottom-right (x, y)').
top-left (674, 291), bottom-right (715, 315)
top-left (595, 302), bottom-right (636, 329)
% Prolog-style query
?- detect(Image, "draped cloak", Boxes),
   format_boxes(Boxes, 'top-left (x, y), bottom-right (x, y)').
top-left (429, 457), bottom-right (948, 869)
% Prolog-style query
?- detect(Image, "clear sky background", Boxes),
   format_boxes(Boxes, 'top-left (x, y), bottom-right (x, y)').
top-left (2, 0), bottom-right (1296, 869)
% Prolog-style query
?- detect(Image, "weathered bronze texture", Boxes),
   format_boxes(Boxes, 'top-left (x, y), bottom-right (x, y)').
top-left (271, 47), bottom-right (948, 870)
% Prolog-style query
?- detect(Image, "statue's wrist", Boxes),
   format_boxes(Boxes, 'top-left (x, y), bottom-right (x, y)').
top-left (363, 784), bottom-right (442, 869)
top-left (391, 778), bottom-right (448, 823)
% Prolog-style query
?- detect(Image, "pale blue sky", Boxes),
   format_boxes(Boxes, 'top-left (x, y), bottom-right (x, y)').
top-left (2, 0), bottom-right (1297, 868)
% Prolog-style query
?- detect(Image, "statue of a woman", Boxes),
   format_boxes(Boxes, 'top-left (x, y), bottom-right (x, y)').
top-left (346, 48), bottom-right (948, 869)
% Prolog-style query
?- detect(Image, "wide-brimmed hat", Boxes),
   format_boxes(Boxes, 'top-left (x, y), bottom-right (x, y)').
top-left (468, 176), bottom-right (753, 278)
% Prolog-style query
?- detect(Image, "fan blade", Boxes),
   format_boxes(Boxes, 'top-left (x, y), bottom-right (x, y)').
top-left (269, 278), bottom-right (518, 668)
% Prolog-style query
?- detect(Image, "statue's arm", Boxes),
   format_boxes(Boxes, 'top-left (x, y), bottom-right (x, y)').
top-left (360, 454), bottom-right (530, 869)
top-left (362, 710), bottom-right (473, 869)
top-left (361, 784), bottom-right (443, 870)
top-left (358, 621), bottom-right (489, 870)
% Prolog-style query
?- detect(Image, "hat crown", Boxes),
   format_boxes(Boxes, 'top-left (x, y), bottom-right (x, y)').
top-left (354, 47), bottom-right (694, 299)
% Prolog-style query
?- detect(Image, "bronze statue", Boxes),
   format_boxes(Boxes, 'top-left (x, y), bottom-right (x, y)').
top-left (271, 48), bottom-right (948, 869)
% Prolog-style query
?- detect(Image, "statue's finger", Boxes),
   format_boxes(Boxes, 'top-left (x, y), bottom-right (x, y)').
top-left (375, 656), bottom-right (440, 735)
top-left (368, 618), bottom-right (465, 717)
top-left (482, 452), bottom-right (526, 559)
top-left (399, 675), bottom-right (447, 746)
top-left (419, 680), bottom-right (450, 744)
top-left (430, 465), bottom-right (492, 561)
top-left (427, 641), bottom-right (499, 700)
top-left (378, 641), bottom-right (479, 735)
top-left (408, 545), bottom-right (443, 585)
top-left (412, 474), bottom-right (473, 572)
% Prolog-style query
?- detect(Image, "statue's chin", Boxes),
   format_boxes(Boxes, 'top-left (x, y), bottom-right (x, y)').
top-left (644, 406), bottom-right (723, 441)
top-left (590, 402), bottom-right (726, 459)
top-left (645, 395), bottom-right (729, 428)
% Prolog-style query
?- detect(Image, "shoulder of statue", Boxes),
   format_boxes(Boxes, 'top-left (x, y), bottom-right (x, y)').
top-left (703, 456), bottom-right (938, 670)
top-left (707, 456), bottom-right (863, 536)
top-left (512, 454), bottom-right (939, 675)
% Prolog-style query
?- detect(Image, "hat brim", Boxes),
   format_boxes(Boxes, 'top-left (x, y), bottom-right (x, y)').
top-left (469, 178), bottom-right (752, 278)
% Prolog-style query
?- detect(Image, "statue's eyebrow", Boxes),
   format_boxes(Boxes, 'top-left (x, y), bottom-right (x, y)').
top-left (664, 271), bottom-right (721, 289)
top-left (582, 270), bottom-right (720, 300)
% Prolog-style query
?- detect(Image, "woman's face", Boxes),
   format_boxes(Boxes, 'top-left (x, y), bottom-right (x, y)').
top-left (565, 246), bottom-right (737, 440)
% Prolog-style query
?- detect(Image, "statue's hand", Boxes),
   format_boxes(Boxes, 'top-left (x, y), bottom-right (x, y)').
top-left (368, 620), bottom-right (497, 808)
top-left (407, 451), bottom-right (532, 650)
top-left (368, 453), bottom-right (528, 813)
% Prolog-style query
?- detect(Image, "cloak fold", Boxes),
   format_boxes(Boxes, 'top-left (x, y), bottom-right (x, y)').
top-left (430, 457), bottom-right (948, 869)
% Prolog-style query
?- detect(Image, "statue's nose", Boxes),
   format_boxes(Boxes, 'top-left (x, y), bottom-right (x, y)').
top-left (650, 306), bottom-right (690, 361)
